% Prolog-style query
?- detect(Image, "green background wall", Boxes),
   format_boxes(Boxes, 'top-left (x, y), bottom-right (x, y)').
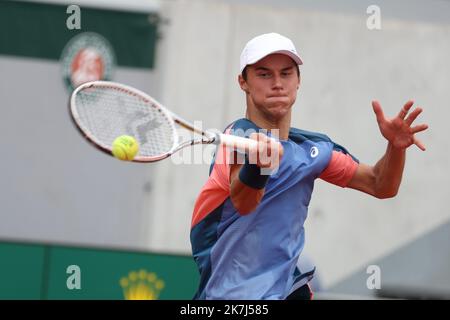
top-left (0, 241), bottom-right (199, 300)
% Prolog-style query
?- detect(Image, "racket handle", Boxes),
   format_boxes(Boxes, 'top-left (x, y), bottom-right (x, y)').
top-left (217, 133), bottom-right (259, 153)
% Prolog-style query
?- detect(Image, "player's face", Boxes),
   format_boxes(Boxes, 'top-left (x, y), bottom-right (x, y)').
top-left (239, 54), bottom-right (300, 120)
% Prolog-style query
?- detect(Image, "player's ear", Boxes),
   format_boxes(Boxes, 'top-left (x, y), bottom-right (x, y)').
top-left (238, 74), bottom-right (250, 94)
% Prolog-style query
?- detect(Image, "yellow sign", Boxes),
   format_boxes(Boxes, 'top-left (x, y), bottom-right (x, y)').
top-left (120, 269), bottom-right (165, 300)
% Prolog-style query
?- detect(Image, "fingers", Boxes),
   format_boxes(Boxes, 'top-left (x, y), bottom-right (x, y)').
top-left (401, 102), bottom-right (428, 151)
top-left (414, 137), bottom-right (426, 151)
top-left (249, 132), bottom-right (273, 150)
top-left (397, 100), bottom-right (414, 120)
top-left (249, 132), bottom-right (283, 168)
top-left (411, 123), bottom-right (428, 134)
top-left (405, 107), bottom-right (423, 126)
top-left (411, 123), bottom-right (428, 151)
top-left (372, 100), bottom-right (385, 124)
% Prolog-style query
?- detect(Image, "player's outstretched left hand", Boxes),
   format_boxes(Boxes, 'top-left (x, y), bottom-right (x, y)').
top-left (372, 100), bottom-right (429, 151)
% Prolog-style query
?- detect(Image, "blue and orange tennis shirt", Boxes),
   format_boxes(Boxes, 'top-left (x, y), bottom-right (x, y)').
top-left (190, 118), bottom-right (359, 299)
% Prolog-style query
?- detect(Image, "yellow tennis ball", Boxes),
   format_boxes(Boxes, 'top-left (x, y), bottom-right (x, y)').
top-left (112, 135), bottom-right (139, 161)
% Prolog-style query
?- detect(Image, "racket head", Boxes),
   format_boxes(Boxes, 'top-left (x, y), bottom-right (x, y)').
top-left (69, 81), bottom-right (178, 162)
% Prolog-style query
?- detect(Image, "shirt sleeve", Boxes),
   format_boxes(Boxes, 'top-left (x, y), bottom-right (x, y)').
top-left (319, 150), bottom-right (359, 187)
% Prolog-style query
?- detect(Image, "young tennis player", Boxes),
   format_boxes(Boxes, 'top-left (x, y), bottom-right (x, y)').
top-left (190, 33), bottom-right (428, 300)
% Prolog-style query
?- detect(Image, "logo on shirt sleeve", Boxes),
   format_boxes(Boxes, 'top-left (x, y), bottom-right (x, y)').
top-left (310, 146), bottom-right (319, 158)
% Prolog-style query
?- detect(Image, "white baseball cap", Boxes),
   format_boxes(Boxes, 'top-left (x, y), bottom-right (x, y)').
top-left (239, 33), bottom-right (303, 73)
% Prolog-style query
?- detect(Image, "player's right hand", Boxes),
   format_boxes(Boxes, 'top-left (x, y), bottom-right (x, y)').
top-left (248, 132), bottom-right (284, 170)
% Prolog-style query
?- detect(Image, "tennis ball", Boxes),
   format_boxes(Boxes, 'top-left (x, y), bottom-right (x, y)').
top-left (112, 135), bottom-right (139, 161)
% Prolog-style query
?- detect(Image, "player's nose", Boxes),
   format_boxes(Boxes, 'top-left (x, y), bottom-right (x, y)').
top-left (271, 74), bottom-right (283, 89)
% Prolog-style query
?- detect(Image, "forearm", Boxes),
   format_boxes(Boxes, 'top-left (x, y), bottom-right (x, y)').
top-left (229, 157), bottom-right (269, 215)
top-left (228, 133), bottom-right (282, 213)
top-left (373, 142), bottom-right (406, 198)
top-left (230, 176), bottom-right (265, 215)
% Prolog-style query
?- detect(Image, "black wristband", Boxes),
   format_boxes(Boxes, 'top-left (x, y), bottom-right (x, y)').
top-left (238, 159), bottom-right (270, 189)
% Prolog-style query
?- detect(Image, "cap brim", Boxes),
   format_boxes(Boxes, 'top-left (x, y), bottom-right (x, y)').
top-left (242, 50), bottom-right (303, 73)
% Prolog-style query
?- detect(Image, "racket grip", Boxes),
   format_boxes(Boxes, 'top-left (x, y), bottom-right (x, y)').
top-left (217, 133), bottom-right (259, 153)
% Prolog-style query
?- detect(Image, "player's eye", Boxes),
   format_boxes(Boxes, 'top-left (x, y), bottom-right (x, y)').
top-left (257, 73), bottom-right (270, 78)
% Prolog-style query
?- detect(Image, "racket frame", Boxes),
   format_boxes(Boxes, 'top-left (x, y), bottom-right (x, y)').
top-left (69, 81), bottom-right (228, 163)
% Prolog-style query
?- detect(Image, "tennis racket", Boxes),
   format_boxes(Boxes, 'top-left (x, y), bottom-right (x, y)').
top-left (69, 80), bottom-right (258, 162)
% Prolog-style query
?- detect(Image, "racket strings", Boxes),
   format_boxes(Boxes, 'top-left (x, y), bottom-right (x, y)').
top-left (74, 86), bottom-right (176, 158)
